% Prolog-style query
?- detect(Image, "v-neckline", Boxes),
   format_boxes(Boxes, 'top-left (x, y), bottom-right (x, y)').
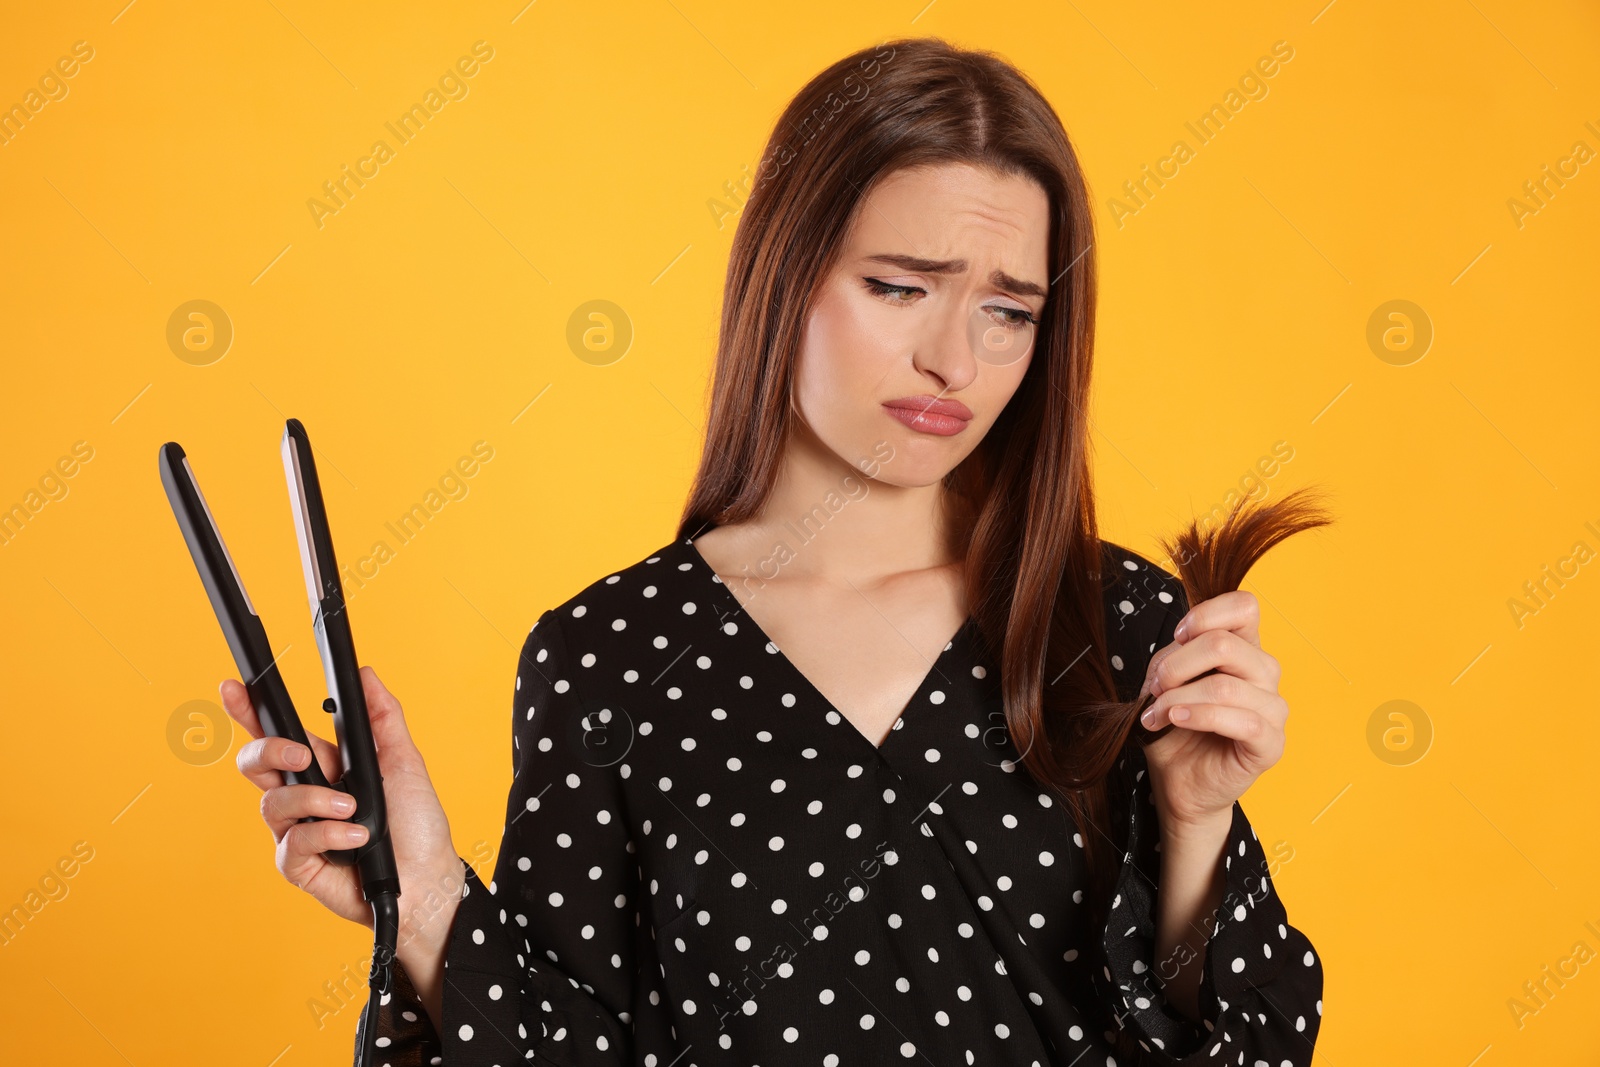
top-left (677, 535), bottom-right (973, 753)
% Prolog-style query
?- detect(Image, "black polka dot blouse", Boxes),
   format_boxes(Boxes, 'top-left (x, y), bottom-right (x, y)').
top-left (360, 535), bottom-right (1324, 1065)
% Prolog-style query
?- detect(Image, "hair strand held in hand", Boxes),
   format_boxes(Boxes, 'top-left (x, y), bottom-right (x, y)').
top-left (1062, 485), bottom-right (1335, 789)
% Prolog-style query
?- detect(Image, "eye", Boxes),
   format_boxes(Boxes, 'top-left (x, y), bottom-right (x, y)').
top-left (863, 278), bottom-right (924, 304)
top-left (982, 304), bottom-right (1040, 330)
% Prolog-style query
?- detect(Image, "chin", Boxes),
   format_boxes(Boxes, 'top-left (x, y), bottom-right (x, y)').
top-left (866, 458), bottom-right (958, 489)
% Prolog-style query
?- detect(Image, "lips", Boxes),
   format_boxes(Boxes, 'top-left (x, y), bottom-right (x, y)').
top-left (882, 396), bottom-right (974, 421)
top-left (882, 396), bottom-right (974, 436)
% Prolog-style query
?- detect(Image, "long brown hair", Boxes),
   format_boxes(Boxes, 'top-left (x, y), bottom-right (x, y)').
top-left (675, 36), bottom-right (1327, 1034)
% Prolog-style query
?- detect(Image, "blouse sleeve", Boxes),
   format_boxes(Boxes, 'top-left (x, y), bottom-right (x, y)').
top-left (426, 608), bottom-right (637, 1065)
top-left (360, 938), bottom-right (445, 1065)
top-left (1093, 586), bottom-right (1325, 1065)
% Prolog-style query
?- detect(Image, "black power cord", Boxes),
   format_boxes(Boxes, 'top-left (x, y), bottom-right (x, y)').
top-left (354, 891), bottom-right (401, 1067)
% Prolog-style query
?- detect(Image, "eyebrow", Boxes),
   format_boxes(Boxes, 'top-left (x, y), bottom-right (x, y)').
top-left (862, 253), bottom-right (1048, 300)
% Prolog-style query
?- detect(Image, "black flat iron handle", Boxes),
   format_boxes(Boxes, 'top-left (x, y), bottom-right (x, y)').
top-left (158, 441), bottom-right (360, 866)
top-left (282, 420), bottom-right (400, 899)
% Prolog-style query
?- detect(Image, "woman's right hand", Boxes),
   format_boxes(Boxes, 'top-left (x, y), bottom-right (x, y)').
top-left (220, 666), bottom-right (465, 938)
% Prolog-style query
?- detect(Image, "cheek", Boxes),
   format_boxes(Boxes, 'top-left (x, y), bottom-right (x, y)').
top-left (1004, 354), bottom-right (1034, 401)
top-left (974, 354), bottom-right (1032, 424)
top-left (795, 296), bottom-right (901, 419)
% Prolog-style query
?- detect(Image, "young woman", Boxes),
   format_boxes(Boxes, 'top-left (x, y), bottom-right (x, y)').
top-left (223, 37), bottom-right (1323, 1066)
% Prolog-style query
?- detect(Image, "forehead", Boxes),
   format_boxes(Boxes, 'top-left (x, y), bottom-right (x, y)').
top-left (843, 162), bottom-right (1051, 266)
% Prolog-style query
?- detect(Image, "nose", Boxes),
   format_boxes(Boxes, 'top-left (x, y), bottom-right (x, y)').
top-left (911, 296), bottom-right (979, 394)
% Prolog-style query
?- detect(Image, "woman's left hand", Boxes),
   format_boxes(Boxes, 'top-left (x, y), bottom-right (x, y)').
top-left (1138, 589), bottom-right (1288, 830)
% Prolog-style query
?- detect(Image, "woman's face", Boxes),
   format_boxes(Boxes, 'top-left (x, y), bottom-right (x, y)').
top-left (791, 161), bottom-right (1051, 488)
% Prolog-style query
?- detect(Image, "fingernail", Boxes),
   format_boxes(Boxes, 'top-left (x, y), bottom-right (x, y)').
top-left (331, 795), bottom-right (355, 815)
top-left (344, 825), bottom-right (368, 843)
top-left (1170, 706), bottom-right (1190, 722)
top-left (288, 744), bottom-right (309, 766)
top-left (1149, 677), bottom-right (1163, 698)
top-left (1174, 618), bottom-right (1189, 642)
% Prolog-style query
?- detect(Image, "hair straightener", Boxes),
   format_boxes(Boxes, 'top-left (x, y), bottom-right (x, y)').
top-left (159, 420), bottom-right (399, 1067)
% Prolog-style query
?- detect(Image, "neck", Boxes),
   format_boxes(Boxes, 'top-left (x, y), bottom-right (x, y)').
top-left (709, 420), bottom-right (961, 589)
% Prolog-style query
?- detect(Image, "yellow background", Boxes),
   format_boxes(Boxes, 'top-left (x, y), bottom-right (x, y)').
top-left (2, 1), bottom-right (1596, 1062)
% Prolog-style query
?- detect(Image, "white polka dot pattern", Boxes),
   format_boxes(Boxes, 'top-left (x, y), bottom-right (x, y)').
top-left (361, 537), bottom-right (1323, 1065)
